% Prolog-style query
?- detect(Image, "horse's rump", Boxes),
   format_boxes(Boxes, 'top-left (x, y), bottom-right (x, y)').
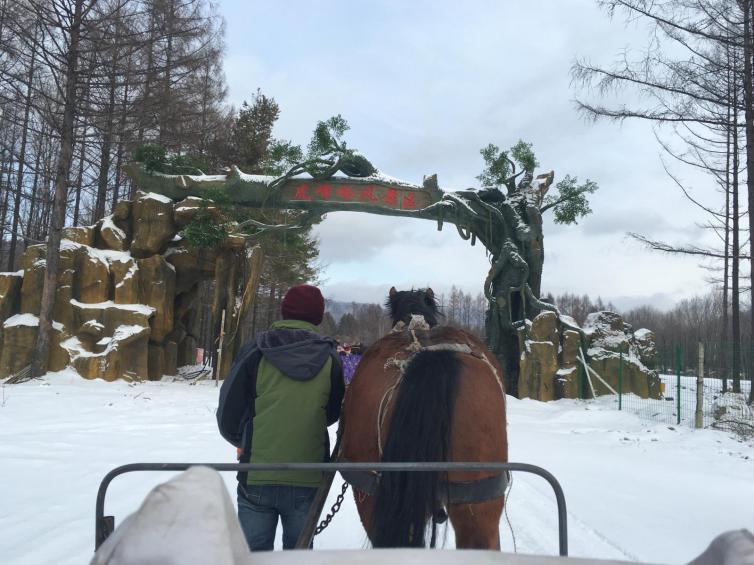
top-left (341, 325), bottom-right (508, 547)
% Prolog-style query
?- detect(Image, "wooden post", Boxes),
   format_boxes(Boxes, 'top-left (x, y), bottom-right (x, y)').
top-left (618, 351), bottom-right (623, 410)
top-left (210, 251), bottom-right (230, 370)
top-left (676, 345), bottom-right (682, 425)
top-left (577, 348), bottom-right (597, 399)
top-left (695, 342), bottom-right (704, 429)
top-left (216, 309), bottom-right (225, 387)
top-left (222, 255), bottom-right (239, 377)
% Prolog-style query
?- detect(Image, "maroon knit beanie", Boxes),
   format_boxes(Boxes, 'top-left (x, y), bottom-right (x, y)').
top-left (281, 284), bottom-right (325, 326)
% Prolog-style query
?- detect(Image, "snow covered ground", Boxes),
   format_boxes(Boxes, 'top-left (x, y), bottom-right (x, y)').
top-left (1, 370), bottom-right (751, 565)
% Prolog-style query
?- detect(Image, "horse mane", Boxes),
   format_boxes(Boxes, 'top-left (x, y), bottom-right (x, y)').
top-left (384, 287), bottom-right (442, 327)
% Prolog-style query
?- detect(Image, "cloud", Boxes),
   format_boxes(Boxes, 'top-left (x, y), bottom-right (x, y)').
top-left (220, 0), bottom-right (725, 311)
top-left (321, 280), bottom-right (391, 304)
top-left (607, 292), bottom-right (682, 313)
top-left (317, 213), bottom-right (492, 301)
top-left (579, 210), bottom-right (678, 236)
top-left (313, 213), bottom-right (406, 262)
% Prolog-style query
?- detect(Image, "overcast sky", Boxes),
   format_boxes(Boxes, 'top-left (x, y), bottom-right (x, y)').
top-left (220, 0), bottom-right (720, 311)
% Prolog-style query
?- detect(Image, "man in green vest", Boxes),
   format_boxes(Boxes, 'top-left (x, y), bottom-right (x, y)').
top-left (234, 284), bottom-right (344, 551)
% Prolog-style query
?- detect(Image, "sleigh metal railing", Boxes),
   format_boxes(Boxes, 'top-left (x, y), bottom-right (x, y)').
top-left (95, 461), bottom-right (568, 556)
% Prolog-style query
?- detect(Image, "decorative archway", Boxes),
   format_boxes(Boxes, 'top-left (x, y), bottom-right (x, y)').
top-left (124, 161), bottom-right (558, 395)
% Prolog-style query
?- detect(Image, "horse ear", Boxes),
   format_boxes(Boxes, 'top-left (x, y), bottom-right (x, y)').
top-left (389, 286), bottom-right (397, 297)
top-left (425, 288), bottom-right (434, 300)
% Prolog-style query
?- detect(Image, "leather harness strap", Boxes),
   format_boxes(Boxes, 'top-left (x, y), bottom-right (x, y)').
top-left (340, 463), bottom-right (509, 505)
top-left (447, 473), bottom-right (509, 504)
top-left (340, 467), bottom-right (380, 496)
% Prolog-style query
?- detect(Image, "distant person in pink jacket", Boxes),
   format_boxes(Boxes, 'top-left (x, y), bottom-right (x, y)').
top-left (340, 343), bottom-right (363, 385)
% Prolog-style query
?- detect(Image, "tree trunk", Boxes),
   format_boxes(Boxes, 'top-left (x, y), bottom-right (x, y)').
top-left (31, 0), bottom-right (85, 378)
top-left (137, 6), bottom-right (157, 145)
top-left (733, 0), bottom-right (754, 392)
top-left (111, 51), bottom-right (132, 210)
top-left (94, 77), bottom-right (116, 221)
top-left (1, 126), bottom-right (18, 264)
top-left (25, 138), bottom-right (43, 247)
top-left (72, 132), bottom-right (86, 227)
top-left (742, 0), bottom-right (754, 396)
top-left (720, 68), bottom-right (732, 393)
top-left (37, 136), bottom-right (54, 241)
top-left (158, 0), bottom-right (175, 146)
top-left (732, 42), bottom-right (743, 394)
top-left (8, 35), bottom-right (37, 270)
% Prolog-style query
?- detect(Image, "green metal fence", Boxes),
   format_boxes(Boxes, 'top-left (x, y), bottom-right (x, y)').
top-left (575, 342), bottom-right (753, 432)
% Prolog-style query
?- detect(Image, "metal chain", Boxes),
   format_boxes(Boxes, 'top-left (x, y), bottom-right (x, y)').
top-left (313, 481), bottom-right (349, 536)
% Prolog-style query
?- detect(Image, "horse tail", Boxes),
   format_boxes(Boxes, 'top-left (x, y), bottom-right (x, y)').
top-left (371, 349), bottom-right (460, 548)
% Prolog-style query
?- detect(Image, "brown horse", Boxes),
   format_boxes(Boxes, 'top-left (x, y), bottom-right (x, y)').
top-left (340, 287), bottom-right (508, 549)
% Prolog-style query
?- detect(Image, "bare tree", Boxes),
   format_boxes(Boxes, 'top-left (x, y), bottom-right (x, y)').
top-left (27, 0), bottom-right (92, 377)
top-left (574, 0), bottom-right (751, 397)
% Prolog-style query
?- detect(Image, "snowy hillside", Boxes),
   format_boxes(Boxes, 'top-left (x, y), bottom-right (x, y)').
top-left (0, 371), bottom-right (751, 564)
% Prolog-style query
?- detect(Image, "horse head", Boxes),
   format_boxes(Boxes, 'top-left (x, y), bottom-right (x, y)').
top-left (385, 286), bottom-right (440, 328)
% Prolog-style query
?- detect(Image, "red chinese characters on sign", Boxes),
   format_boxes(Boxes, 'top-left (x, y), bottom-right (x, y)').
top-left (383, 188), bottom-right (398, 207)
top-left (289, 182), bottom-right (426, 209)
top-left (359, 186), bottom-right (378, 203)
top-left (336, 186), bottom-right (354, 201)
top-left (293, 184), bottom-right (312, 200)
top-left (314, 184), bottom-right (332, 200)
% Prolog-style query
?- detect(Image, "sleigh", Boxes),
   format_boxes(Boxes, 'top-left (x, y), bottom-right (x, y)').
top-left (91, 461), bottom-right (752, 565)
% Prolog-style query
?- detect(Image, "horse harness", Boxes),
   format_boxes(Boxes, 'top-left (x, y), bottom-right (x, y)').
top-left (341, 315), bottom-right (509, 519)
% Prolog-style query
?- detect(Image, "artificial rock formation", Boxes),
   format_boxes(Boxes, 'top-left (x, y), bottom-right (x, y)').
top-left (0, 191), bottom-right (241, 381)
top-left (518, 310), bottom-right (661, 401)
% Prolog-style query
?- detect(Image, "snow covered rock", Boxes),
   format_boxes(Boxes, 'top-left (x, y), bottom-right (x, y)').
top-left (712, 392), bottom-right (753, 433)
top-left (0, 271), bottom-right (22, 321)
top-left (76, 245), bottom-right (110, 304)
top-left (584, 311), bottom-right (661, 399)
top-left (111, 257), bottom-right (140, 304)
top-left (529, 310), bottom-right (558, 346)
top-left (555, 330), bottom-right (582, 398)
top-left (519, 311), bottom-right (586, 401)
top-left (64, 301), bottom-right (154, 380)
top-left (130, 191), bottom-right (178, 257)
top-left (561, 329), bottom-right (581, 369)
top-left (98, 215), bottom-right (129, 252)
top-left (62, 225), bottom-right (95, 246)
top-left (518, 310), bottom-right (660, 401)
top-left (54, 244), bottom-right (80, 329)
top-left (136, 255), bottom-right (175, 343)
top-left (20, 244), bottom-right (46, 315)
top-left (165, 246), bottom-right (200, 294)
top-left (519, 339), bottom-right (558, 401)
top-left (633, 328), bottom-right (657, 370)
top-left (71, 300), bottom-right (154, 334)
top-left (0, 315), bottom-right (68, 375)
top-left (583, 311), bottom-right (630, 353)
top-left (0, 190), bottom-right (251, 380)
top-left (63, 312), bottom-right (151, 381)
top-left (112, 199), bottom-right (131, 222)
top-left (173, 196), bottom-right (222, 228)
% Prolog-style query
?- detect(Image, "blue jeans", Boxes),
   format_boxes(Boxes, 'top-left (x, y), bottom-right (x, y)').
top-left (237, 484), bottom-right (317, 551)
